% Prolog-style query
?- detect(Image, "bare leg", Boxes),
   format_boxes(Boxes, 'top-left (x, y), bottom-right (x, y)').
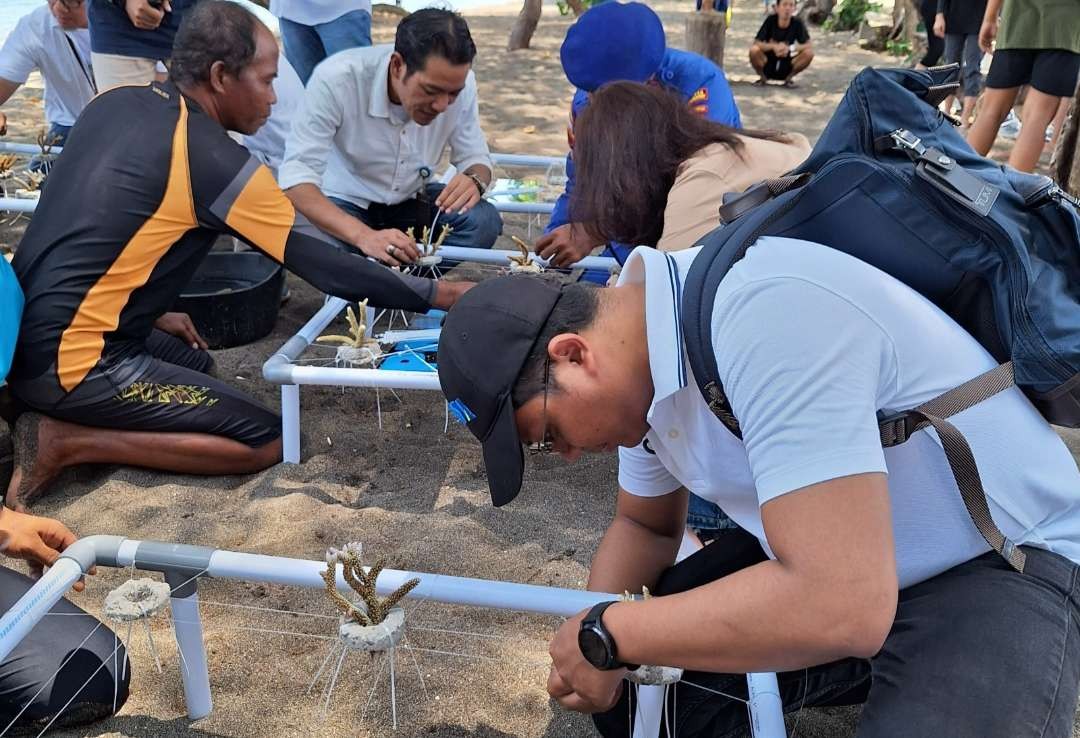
top-left (785, 49), bottom-right (814, 85)
top-left (967, 86), bottom-right (1021, 155)
top-left (5, 413), bottom-right (282, 511)
top-left (1008, 87), bottom-right (1062, 172)
top-left (959, 95), bottom-right (978, 132)
top-left (749, 46), bottom-right (768, 83)
top-left (1048, 96), bottom-right (1070, 154)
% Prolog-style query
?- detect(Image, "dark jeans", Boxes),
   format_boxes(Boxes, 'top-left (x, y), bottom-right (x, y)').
top-left (279, 10), bottom-right (372, 85)
top-left (0, 565), bottom-right (130, 732)
top-left (594, 527), bottom-right (1080, 738)
top-left (330, 183), bottom-right (502, 250)
top-left (944, 33), bottom-right (983, 98)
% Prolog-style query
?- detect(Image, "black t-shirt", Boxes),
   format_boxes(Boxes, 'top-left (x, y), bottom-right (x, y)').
top-left (755, 15), bottom-right (811, 46)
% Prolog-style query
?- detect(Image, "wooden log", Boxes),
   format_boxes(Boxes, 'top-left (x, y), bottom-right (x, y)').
top-left (685, 9), bottom-right (727, 69)
top-left (1052, 80), bottom-right (1080, 197)
top-left (508, 0), bottom-right (543, 51)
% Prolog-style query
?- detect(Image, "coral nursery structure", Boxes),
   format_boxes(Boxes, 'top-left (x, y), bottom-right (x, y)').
top-left (320, 543), bottom-right (420, 627)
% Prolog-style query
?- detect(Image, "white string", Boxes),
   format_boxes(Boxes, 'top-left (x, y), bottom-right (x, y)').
top-left (0, 620), bottom-right (104, 735)
top-left (307, 641), bottom-right (342, 696)
top-left (358, 651), bottom-right (391, 726)
top-left (32, 638), bottom-right (126, 738)
top-left (196, 599), bottom-right (337, 620)
top-left (678, 678), bottom-right (750, 705)
top-left (321, 647), bottom-right (349, 718)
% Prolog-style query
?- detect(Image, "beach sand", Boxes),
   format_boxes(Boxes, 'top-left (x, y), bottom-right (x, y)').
top-left (0, 2), bottom-right (1075, 736)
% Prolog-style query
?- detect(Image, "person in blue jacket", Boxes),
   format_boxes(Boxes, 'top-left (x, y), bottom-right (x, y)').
top-left (534, 2), bottom-right (741, 273)
top-left (534, 2), bottom-right (740, 540)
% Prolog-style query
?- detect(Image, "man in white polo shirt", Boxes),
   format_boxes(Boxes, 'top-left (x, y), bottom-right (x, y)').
top-left (436, 238), bottom-right (1080, 736)
top-left (280, 9), bottom-right (501, 268)
top-left (0, 0), bottom-right (95, 148)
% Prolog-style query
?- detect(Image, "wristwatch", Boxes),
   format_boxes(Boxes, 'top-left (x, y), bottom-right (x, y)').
top-left (464, 172), bottom-right (487, 196)
top-left (578, 601), bottom-right (638, 671)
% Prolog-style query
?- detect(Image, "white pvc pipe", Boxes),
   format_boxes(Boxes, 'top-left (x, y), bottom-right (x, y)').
top-left (748, 672), bottom-right (786, 738)
top-left (0, 197), bottom-right (38, 213)
top-left (281, 384), bottom-right (300, 463)
top-left (282, 365), bottom-right (440, 389)
top-left (298, 296), bottom-right (347, 344)
top-left (490, 154), bottom-right (563, 168)
top-left (0, 558), bottom-right (83, 663)
top-left (170, 590), bottom-right (212, 719)
top-left (207, 550), bottom-right (610, 618)
top-left (436, 245), bottom-right (618, 272)
top-left (490, 201), bottom-right (555, 215)
top-left (0, 142), bottom-right (54, 156)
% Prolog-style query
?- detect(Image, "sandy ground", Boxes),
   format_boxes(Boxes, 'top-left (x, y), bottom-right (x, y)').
top-left (0, 2), bottom-right (1075, 737)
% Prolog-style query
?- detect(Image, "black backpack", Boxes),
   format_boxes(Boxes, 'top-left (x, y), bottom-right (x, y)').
top-left (682, 66), bottom-right (1080, 573)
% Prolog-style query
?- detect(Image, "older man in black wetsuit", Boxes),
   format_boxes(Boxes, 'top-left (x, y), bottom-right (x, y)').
top-left (4, 1), bottom-right (470, 510)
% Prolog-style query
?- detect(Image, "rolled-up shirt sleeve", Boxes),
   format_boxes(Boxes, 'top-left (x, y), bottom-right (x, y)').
top-left (0, 18), bottom-right (37, 85)
top-left (278, 65), bottom-right (343, 191)
top-left (447, 74), bottom-right (493, 175)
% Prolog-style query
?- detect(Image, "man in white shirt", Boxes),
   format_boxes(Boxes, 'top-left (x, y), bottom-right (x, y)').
top-left (0, 0), bottom-right (95, 147)
top-left (280, 9), bottom-right (501, 268)
top-left (436, 238), bottom-right (1080, 736)
top-left (270, 0), bottom-right (372, 85)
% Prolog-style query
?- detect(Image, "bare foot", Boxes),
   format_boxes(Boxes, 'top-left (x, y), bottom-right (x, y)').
top-left (5, 413), bottom-right (62, 512)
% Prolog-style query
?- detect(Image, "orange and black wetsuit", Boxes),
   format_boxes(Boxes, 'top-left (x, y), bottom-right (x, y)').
top-left (8, 81), bottom-right (436, 446)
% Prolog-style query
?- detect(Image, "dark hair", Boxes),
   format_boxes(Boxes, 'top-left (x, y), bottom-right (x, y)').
top-left (511, 281), bottom-right (601, 409)
top-left (570, 81), bottom-right (787, 247)
top-left (170, 1), bottom-right (258, 87)
top-left (394, 8), bottom-right (476, 76)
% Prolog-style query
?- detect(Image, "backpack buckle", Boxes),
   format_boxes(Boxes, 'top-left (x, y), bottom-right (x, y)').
top-left (888, 129), bottom-right (926, 157)
top-left (878, 410), bottom-right (916, 447)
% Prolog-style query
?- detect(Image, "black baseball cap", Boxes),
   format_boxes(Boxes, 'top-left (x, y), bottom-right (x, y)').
top-left (437, 276), bottom-right (565, 506)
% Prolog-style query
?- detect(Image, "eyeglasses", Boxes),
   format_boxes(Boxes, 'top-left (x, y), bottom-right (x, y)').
top-left (526, 354), bottom-right (554, 456)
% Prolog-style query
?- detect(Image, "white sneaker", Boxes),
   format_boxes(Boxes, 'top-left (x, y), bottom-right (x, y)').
top-left (999, 110), bottom-right (1021, 140)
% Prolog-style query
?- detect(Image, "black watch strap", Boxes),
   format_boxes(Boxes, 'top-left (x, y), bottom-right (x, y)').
top-left (580, 601), bottom-right (638, 671)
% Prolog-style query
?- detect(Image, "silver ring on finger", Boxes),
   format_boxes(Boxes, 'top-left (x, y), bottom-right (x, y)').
top-left (386, 244), bottom-right (396, 256)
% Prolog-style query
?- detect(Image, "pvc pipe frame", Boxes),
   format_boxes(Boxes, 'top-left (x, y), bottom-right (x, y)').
top-left (0, 148), bottom-right (557, 167)
top-left (263, 248), bottom-right (621, 463)
top-left (0, 536), bottom-right (785, 736)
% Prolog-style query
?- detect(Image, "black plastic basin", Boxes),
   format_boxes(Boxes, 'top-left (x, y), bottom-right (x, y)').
top-left (173, 252), bottom-right (284, 349)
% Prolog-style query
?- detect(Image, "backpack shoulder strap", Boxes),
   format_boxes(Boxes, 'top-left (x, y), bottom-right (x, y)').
top-left (682, 232), bottom-right (743, 439)
top-left (880, 362), bottom-right (1025, 572)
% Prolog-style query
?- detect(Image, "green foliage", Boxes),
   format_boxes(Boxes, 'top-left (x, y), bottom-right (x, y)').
top-left (885, 37), bottom-right (913, 57)
top-left (823, 0), bottom-right (881, 31)
top-left (556, 0), bottom-right (598, 16)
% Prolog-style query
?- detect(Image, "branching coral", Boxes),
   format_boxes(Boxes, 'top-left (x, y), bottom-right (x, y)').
top-left (321, 542), bottom-right (420, 626)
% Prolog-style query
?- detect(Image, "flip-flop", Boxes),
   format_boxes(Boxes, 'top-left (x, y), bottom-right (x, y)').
top-left (752, 78), bottom-right (766, 86)
top-left (783, 79), bottom-right (799, 88)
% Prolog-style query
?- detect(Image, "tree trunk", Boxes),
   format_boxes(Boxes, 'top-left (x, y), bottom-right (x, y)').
top-left (1052, 80), bottom-right (1080, 197)
top-left (685, 9), bottom-right (727, 69)
top-left (508, 0), bottom-right (542, 51)
top-left (797, 0), bottom-right (835, 25)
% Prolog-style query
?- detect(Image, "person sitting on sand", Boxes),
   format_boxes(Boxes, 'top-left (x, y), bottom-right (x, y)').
top-left (436, 244), bottom-right (1080, 737)
top-left (0, 0), bottom-right (94, 150)
top-left (569, 82), bottom-right (809, 254)
top-left (749, 0), bottom-right (814, 88)
top-left (279, 9), bottom-right (502, 269)
top-left (534, 1), bottom-right (742, 271)
top-left (3, 0), bottom-right (470, 512)
top-left (0, 506), bottom-right (131, 732)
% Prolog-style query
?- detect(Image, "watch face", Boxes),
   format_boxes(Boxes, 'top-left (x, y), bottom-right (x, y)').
top-left (578, 626), bottom-right (611, 669)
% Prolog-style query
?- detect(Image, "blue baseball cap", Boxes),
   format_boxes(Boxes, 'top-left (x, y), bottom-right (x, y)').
top-left (560, 2), bottom-right (667, 92)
